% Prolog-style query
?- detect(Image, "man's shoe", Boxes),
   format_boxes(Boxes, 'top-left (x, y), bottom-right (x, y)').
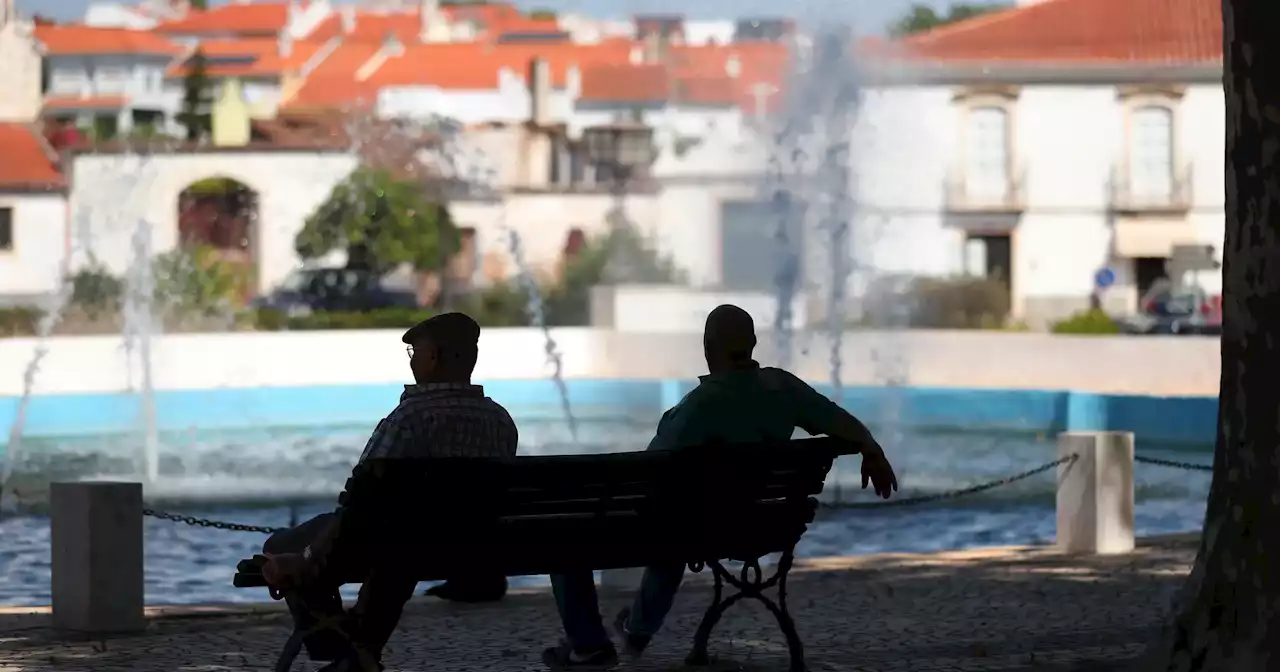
top-left (541, 640), bottom-right (619, 670)
top-left (612, 608), bottom-right (651, 658)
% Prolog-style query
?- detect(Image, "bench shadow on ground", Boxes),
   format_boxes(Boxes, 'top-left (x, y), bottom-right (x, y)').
top-left (0, 536), bottom-right (1196, 672)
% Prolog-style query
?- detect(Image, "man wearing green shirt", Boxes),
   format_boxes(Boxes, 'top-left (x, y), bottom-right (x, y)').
top-left (543, 304), bottom-right (899, 669)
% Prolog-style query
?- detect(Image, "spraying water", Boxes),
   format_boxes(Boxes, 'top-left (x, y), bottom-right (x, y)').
top-left (122, 219), bottom-right (161, 483)
top-left (505, 228), bottom-right (579, 443)
top-left (767, 128), bottom-right (804, 371)
top-left (426, 118), bottom-right (580, 445)
top-left (0, 256), bottom-right (77, 512)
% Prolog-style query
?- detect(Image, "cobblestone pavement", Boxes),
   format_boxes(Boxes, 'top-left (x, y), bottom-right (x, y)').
top-left (0, 536), bottom-right (1197, 672)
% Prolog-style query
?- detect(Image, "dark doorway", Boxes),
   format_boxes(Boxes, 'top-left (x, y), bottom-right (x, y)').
top-left (1134, 256), bottom-right (1169, 299)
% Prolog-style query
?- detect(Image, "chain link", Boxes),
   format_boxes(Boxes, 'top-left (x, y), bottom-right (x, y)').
top-left (1134, 455), bottom-right (1213, 472)
top-left (142, 507), bottom-right (286, 534)
top-left (821, 454), bottom-right (1078, 509)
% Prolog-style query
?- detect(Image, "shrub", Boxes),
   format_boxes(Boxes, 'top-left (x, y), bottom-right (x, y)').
top-left (1051, 308), bottom-right (1120, 335)
top-left (0, 307), bottom-right (40, 336)
top-left (152, 245), bottom-right (250, 318)
top-left (68, 265), bottom-right (124, 317)
top-left (899, 276), bottom-right (1011, 329)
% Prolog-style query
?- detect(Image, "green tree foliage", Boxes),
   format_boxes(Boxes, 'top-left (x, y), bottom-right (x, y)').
top-left (178, 49), bottom-right (212, 142)
top-left (543, 219), bottom-right (683, 326)
top-left (296, 167), bottom-right (460, 275)
top-left (152, 245), bottom-right (248, 317)
top-left (189, 0), bottom-right (208, 9)
top-left (888, 3), bottom-right (1008, 37)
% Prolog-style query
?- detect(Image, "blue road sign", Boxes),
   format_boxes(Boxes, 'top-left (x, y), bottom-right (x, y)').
top-left (1094, 268), bottom-right (1116, 289)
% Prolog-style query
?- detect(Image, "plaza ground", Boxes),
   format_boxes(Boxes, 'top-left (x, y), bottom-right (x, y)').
top-left (0, 535), bottom-right (1196, 671)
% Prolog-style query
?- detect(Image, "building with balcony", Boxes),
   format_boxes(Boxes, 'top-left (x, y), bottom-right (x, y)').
top-left (854, 0), bottom-right (1222, 328)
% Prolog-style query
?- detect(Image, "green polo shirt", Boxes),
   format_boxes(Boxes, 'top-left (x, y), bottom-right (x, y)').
top-left (646, 364), bottom-right (851, 451)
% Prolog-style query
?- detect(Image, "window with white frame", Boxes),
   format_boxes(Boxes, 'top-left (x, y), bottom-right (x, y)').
top-left (48, 67), bottom-right (87, 95)
top-left (964, 106), bottom-right (1010, 201)
top-left (1128, 105), bottom-right (1175, 203)
top-left (94, 66), bottom-right (129, 93)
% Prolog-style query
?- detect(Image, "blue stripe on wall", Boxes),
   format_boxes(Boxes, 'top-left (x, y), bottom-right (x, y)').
top-left (0, 379), bottom-right (1217, 445)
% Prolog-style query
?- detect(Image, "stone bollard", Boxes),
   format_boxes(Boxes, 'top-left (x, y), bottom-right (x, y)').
top-left (50, 482), bottom-right (146, 633)
top-left (1056, 432), bottom-right (1135, 555)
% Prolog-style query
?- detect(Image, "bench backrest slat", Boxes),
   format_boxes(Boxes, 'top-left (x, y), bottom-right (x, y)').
top-left (330, 436), bottom-right (850, 577)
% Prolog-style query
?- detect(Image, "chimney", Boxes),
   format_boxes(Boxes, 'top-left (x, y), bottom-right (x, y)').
top-left (278, 31), bottom-right (293, 58)
top-left (340, 6), bottom-right (356, 34)
top-left (528, 57), bottom-right (551, 126)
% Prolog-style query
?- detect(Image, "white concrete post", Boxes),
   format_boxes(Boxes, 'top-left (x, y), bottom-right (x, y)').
top-left (1056, 432), bottom-right (1135, 555)
top-left (50, 482), bottom-right (146, 633)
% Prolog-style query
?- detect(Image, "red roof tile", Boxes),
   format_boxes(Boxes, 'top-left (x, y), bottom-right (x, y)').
top-left (34, 24), bottom-right (182, 56)
top-left (0, 124), bottom-right (65, 191)
top-left (165, 38), bottom-right (324, 77)
top-left (156, 2), bottom-right (296, 36)
top-left (43, 95), bottom-right (130, 111)
top-left (896, 0), bottom-right (1221, 64)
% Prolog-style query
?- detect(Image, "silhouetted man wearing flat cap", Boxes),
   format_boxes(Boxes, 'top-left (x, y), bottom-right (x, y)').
top-left (543, 304), bottom-right (897, 669)
top-left (259, 312), bottom-right (518, 671)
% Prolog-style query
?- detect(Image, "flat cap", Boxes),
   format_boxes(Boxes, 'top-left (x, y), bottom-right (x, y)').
top-left (402, 312), bottom-right (481, 346)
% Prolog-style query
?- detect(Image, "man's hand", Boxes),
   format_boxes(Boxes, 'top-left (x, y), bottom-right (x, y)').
top-left (261, 552), bottom-right (317, 589)
top-left (860, 446), bottom-right (898, 499)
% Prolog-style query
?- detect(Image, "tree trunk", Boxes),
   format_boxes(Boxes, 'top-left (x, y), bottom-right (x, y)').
top-left (1137, 1), bottom-right (1280, 670)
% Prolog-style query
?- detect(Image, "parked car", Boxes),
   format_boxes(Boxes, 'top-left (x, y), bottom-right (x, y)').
top-left (1118, 281), bottom-right (1221, 335)
top-left (252, 268), bottom-right (419, 315)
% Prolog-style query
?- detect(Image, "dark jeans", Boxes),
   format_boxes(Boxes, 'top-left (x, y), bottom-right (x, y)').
top-left (262, 513), bottom-right (418, 662)
top-left (551, 565), bottom-right (685, 651)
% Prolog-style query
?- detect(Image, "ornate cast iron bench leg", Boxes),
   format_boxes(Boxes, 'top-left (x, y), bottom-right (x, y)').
top-left (273, 591), bottom-right (353, 672)
top-left (684, 550), bottom-right (807, 672)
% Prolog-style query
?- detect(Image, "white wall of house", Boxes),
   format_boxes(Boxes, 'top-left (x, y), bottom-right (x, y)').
top-left (68, 150), bottom-right (357, 295)
top-left (45, 53), bottom-right (182, 131)
top-left (0, 192), bottom-right (68, 302)
top-left (847, 77), bottom-right (1225, 326)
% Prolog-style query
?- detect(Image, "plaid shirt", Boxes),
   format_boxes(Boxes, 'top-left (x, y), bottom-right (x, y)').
top-left (358, 383), bottom-right (518, 462)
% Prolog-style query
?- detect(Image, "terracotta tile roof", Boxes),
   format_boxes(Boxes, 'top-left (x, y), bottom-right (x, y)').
top-left (305, 2), bottom-right (559, 43)
top-left (156, 1), bottom-right (297, 36)
top-left (285, 75), bottom-right (381, 110)
top-left (0, 123), bottom-right (65, 191)
top-left (896, 0), bottom-right (1221, 64)
top-left (366, 42), bottom-right (631, 89)
top-left (33, 24), bottom-right (183, 56)
top-left (306, 9), bottom-right (419, 43)
top-left (43, 95), bottom-right (130, 111)
top-left (165, 38), bottom-right (325, 77)
top-left (578, 42), bottom-right (789, 110)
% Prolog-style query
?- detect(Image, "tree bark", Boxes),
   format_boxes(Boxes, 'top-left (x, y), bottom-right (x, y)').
top-left (1138, 1), bottom-right (1280, 670)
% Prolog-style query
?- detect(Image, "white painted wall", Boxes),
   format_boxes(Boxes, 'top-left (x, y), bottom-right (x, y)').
top-left (850, 81), bottom-right (1226, 322)
top-left (0, 194), bottom-right (67, 300)
top-left (0, 329), bottom-right (1219, 397)
top-left (68, 151), bottom-right (357, 294)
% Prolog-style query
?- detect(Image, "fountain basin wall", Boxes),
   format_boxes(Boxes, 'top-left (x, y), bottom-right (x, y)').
top-left (0, 329), bottom-right (1218, 444)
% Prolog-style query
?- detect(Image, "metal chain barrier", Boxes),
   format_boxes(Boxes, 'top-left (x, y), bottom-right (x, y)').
top-left (822, 453), bottom-right (1078, 509)
top-left (142, 507), bottom-right (286, 534)
top-left (137, 451), bottom-right (1211, 530)
top-left (1133, 455), bottom-right (1213, 472)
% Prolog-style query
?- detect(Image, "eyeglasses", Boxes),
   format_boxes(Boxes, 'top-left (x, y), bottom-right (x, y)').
top-left (405, 345), bottom-right (414, 359)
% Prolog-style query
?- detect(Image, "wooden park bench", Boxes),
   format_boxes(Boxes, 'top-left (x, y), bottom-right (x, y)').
top-left (232, 436), bottom-right (854, 672)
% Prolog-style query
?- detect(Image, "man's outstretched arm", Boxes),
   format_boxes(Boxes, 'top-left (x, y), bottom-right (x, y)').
top-left (777, 371), bottom-right (884, 456)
